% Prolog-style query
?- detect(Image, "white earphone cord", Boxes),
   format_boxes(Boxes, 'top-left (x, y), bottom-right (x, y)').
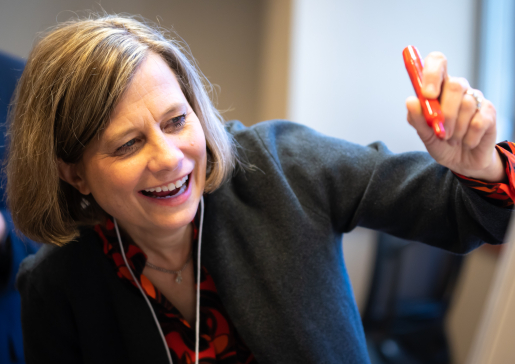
top-left (114, 195), bottom-right (204, 364)
top-left (195, 196), bottom-right (204, 362)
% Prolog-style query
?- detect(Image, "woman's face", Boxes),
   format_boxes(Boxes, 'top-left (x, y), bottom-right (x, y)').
top-left (77, 53), bottom-right (207, 237)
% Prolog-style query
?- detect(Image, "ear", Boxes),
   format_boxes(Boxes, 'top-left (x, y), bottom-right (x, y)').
top-left (57, 159), bottom-right (91, 195)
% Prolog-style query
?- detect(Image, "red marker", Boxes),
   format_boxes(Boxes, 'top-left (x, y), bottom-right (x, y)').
top-left (403, 45), bottom-right (446, 139)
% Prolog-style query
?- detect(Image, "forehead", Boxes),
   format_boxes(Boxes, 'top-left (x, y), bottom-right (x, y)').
top-left (105, 53), bottom-right (187, 134)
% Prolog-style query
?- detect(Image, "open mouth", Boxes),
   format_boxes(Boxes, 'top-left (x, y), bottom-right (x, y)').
top-left (140, 174), bottom-right (190, 199)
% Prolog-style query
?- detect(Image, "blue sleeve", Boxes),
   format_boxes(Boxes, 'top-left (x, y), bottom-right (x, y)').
top-left (0, 209), bottom-right (39, 294)
top-left (0, 209), bottom-right (39, 363)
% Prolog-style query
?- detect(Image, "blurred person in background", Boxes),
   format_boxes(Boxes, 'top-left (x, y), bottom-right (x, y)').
top-left (0, 50), bottom-right (39, 364)
top-left (8, 14), bottom-right (515, 364)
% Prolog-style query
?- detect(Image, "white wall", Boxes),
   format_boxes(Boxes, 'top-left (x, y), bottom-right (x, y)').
top-left (288, 0), bottom-right (476, 153)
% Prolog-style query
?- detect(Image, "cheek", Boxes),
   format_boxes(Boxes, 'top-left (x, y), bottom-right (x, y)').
top-left (193, 138), bottom-right (207, 160)
top-left (183, 123), bottom-right (207, 164)
top-left (85, 159), bottom-right (143, 204)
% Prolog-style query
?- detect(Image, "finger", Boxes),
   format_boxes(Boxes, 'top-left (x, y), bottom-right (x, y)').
top-left (406, 96), bottom-right (436, 144)
top-left (422, 52), bottom-right (448, 99)
top-left (452, 89), bottom-right (484, 146)
top-left (462, 99), bottom-right (496, 150)
top-left (440, 77), bottom-right (470, 140)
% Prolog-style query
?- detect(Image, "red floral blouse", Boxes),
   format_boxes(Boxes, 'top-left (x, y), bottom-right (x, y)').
top-left (454, 141), bottom-right (515, 207)
top-left (93, 141), bottom-right (515, 364)
top-left (94, 221), bottom-right (256, 364)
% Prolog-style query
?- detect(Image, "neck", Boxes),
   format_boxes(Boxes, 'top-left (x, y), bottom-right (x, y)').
top-left (118, 221), bottom-right (193, 270)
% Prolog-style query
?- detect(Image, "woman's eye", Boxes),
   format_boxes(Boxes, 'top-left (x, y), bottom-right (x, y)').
top-left (115, 138), bottom-right (138, 155)
top-left (166, 114), bottom-right (187, 131)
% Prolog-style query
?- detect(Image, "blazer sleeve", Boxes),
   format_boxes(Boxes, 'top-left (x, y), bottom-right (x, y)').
top-left (16, 248), bottom-right (82, 363)
top-left (249, 120), bottom-right (511, 253)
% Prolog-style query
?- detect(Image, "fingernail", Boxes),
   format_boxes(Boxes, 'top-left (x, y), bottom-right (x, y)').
top-left (426, 84), bottom-right (436, 95)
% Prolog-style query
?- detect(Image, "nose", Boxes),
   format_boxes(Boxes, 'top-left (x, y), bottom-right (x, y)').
top-left (146, 132), bottom-right (184, 174)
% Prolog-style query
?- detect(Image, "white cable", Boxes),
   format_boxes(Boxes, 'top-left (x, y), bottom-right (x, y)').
top-left (113, 218), bottom-right (174, 364)
top-left (195, 195), bottom-right (205, 364)
top-left (113, 198), bottom-right (204, 364)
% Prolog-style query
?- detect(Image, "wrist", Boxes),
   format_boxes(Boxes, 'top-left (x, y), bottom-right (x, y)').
top-left (457, 148), bottom-right (506, 183)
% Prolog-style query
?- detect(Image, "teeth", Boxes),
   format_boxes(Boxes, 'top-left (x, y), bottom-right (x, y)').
top-left (144, 175), bottom-right (189, 193)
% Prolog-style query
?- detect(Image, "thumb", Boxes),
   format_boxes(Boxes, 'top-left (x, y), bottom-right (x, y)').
top-left (406, 96), bottom-right (435, 144)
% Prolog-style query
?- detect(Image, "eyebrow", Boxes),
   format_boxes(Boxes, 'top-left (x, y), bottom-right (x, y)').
top-left (104, 102), bottom-right (188, 147)
top-left (160, 102), bottom-right (187, 119)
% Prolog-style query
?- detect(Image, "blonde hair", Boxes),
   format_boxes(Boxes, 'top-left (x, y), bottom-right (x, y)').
top-left (6, 14), bottom-right (238, 246)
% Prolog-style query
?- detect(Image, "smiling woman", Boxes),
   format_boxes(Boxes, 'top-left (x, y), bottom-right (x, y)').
top-left (59, 53), bottom-right (208, 247)
top-left (7, 12), bottom-right (515, 364)
top-left (7, 15), bottom-right (235, 246)
top-left (7, 16), bottom-right (244, 363)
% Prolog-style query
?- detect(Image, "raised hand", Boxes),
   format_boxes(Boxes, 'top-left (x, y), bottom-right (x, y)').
top-left (406, 52), bottom-right (505, 183)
